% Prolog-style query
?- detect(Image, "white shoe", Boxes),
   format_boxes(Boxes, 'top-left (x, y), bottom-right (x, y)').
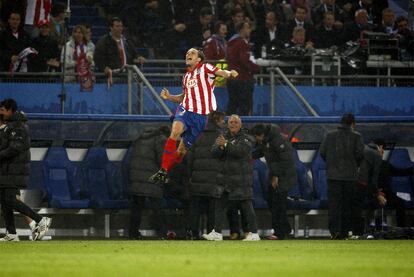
top-left (202, 230), bottom-right (223, 241)
top-left (242, 232), bottom-right (261, 241)
top-left (0, 233), bottom-right (20, 242)
top-left (35, 217), bottom-right (52, 241)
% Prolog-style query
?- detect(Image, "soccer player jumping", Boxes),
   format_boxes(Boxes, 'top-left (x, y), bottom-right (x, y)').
top-left (149, 48), bottom-right (238, 184)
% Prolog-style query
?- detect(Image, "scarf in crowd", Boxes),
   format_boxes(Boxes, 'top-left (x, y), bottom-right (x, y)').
top-left (74, 43), bottom-right (93, 92)
top-left (9, 47), bottom-right (38, 73)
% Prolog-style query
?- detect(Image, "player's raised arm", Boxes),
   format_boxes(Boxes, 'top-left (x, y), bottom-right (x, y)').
top-left (215, 69), bottom-right (238, 79)
top-left (160, 88), bottom-right (184, 103)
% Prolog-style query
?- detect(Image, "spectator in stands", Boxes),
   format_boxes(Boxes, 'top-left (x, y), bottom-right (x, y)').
top-left (128, 126), bottom-right (171, 240)
top-left (311, 0), bottom-right (344, 29)
top-left (203, 21), bottom-right (227, 60)
top-left (319, 113), bottom-right (364, 239)
top-left (203, 21), bottom-right (228, 87)
top-left (158, 0), bottom-right (190, 58)
top-left (284, 5), bottom-right (314, 44)
top-left (283, 27), bottom-right (314, 75)
top-left (29, 19), bottom-right (60, 73)
top-left (203, 114), bottom-right (260, 241)
top-left (187, 111), bottom-right (225, 240)
top-left (49, 2), bottom-right (66, 49)
top-left (226, 21), bottom-right (260, 116)
top-left (262, 0), bottom-right (285, 22)
top-left (290, 0), bottom-right (312, 23)
top-left (395, 16), bottom-right (414, 61)
top-left (313, 11), bottom-right (343, 48)
top-left (0, 98), bottom-right (52, 242)
top-left (61, 25), bottom-right (94, 82)
top-left (341, 9), bottom-right (374, 43)
top-left (251, 10), bottom-right (286, 58)
top-left (186, 7), bottom-right (213, 48)
top-left (0, 0), bottom-right (26, 28)
top-left (251, 123), bottom-right (297, 240)
top-left (195, 0), bottom-right (225, 22)
top-left (0, 12), bottom-right (32, 73)
top-left (94, 17), bottom-right (144, 85)
top-left (351, 0), bottom-right (380, 25)
top-left (336, 0), bottom-right (354, 23)
top-left (223, 0), bottom-right (256, 28)
top-left (374, 8), bottom-right (396, 35)
top-left (226, 7), bottom-right (245, 40)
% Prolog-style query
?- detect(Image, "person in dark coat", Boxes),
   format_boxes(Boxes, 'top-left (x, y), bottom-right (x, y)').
top-left (319, 113), bottom-right (364, 239)
top-left (284, 5), bottom-right (315, 45)
top-left (251, 10), bottom-right (286, 58)
top-left (0, 98), bottom-right (51, 242)
top-left (313, 11), bottom-right (343, 49)
top-left (371, 140), bottom-right (413, 229)
top-left (0, 12), bottom-right (32, 72)
top-left (353, 141), bottom-right (384, 236)
top-left (251, 123), bottom-right (297, 240)
top-left (29, 19), bottom-right (60, 73)
top-left (128, 126), bottom-right (170, 239)
top-left (187, 111), bottom-right (225, 239)
top-left (202, 114), bottom-right (260, 241)
top-left (94, 17), bottom-right (142, 74)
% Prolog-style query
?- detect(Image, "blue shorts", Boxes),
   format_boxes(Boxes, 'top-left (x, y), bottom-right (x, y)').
top-left (173, 105), bottom-right (208, 149)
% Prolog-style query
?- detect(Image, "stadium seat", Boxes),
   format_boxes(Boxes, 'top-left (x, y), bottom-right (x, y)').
top-left (43, 147), bottom-right (90, 208)
top-left (311, 151), bottom-right (328, 208)
top-left (28, 161), bottom-right (48, 203)
top-left (388, 148), bottom-right (414, 208)
top-left (252, 159), bottom-right (269, 209)
top-left (82, 147), bottom-right (129, 208)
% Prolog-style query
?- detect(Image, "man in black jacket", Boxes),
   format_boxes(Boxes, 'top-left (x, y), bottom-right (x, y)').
top-left (187, 111), bottom-right (225, 239)
top-left (128, 126), bottom-right (170, 239)
top-left (94, 17), bottom-right (144, 82)
top-left (202, 114), bottom-right (260, 241)
top-left (320, 113), bottom-right (364, 239)
top-left (0, 99), bottom-right (51, 242)
top-left (0, 12), bottom-right (32, 72)
top-left (251, 123), bottom-right (297, 240)
top-left (353, 141), bottom-right (385, 236)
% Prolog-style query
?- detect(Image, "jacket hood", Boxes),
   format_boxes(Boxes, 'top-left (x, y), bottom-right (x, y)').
top-left (9, 111), bottom-right (28, 123)
top-left (228, 34), bottom-right (242, 44)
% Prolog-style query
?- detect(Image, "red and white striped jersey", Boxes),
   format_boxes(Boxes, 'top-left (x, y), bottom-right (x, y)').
top-left (182, 63), bottom-right (219, 115)
top-left (25, 0), bottom-right (52, 26)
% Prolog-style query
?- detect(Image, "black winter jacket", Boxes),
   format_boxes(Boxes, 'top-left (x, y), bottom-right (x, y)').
top-left (0, 112), bottom-right (31, 189)
top-left (252, 124), bottom-right (297, 192)
top-left (188, 120), bottom-right (224, 198)
top-left (94, 34), bottom-right (137, 72)
top-left (211, 130), bottom-right (253, 200)
top-left (129, 128), bottom-right (167, 198)
top-left (358, 143), bottom-right (383, 194)
top-left (320, 125), bottom-right (364, 181)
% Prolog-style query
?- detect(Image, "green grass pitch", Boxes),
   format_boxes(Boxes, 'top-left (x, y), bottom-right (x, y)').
top-left (0, 240), bottom-right (413, 276)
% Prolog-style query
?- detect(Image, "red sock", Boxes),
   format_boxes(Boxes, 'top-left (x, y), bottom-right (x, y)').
top-left (161, 138), bottom-right (177, 171)
top-left (172, 151), bottom-right (184, 164)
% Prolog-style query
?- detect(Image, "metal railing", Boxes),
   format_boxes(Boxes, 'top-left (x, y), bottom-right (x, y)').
top-left (1, 58), bottom-right (414, 115)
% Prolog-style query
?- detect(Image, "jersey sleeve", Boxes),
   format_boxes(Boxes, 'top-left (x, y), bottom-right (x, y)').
top-left (204, 63), bottom-right (219, 75)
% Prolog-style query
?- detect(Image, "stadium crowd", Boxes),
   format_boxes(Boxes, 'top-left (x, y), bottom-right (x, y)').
top-left (0, 0), bottom-right (413, 76)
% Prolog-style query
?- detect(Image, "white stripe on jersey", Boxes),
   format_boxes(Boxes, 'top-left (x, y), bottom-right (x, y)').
top-left (182, 63), bottom-right (218, 115)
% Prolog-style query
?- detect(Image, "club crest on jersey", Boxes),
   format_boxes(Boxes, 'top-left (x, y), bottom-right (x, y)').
top-left (187, 77), bottom-right (198, 88)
